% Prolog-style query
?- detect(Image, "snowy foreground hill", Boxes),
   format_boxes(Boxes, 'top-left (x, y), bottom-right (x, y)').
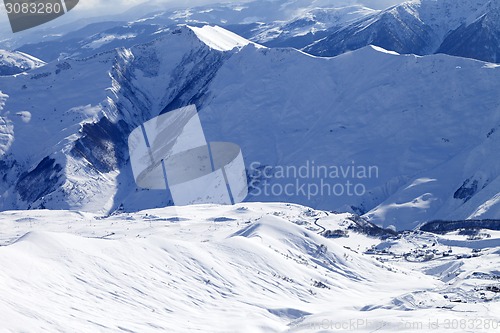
top-left (0, 203), bottom-right (499, 332)
top-left (0, 24), bottom-right (499, 229)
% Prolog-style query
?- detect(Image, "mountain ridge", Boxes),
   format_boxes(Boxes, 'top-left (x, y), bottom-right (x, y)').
top-left (303, 0), bottom-right (500, 63)
top-left (0, 50), bottom-right (45, 76)
top-left (1, 25), bottom-right (499, 229)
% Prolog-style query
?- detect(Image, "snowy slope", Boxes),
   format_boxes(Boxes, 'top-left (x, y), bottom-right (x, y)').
top-left (0, 50), bottom-right (45, 76)
top-left (0, 203), bottom-right (498, 332)
top-left (196, 44), bottom-right (500, 229)
top-left (189, 25), bottom-right (264, 51)
top-left (0, 24), bottom-right (499, 229)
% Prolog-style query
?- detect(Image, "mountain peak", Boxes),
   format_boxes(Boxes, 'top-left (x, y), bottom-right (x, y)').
top-left (188, 25), bottom-right (265, 51)
top-left (0, 50), bottom-right (45, 76)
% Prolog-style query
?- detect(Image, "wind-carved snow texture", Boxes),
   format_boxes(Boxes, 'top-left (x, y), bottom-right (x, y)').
top-left (0, 23), bottom-right (499, 229)
top-left (0, 203), bottom-right (498, 332)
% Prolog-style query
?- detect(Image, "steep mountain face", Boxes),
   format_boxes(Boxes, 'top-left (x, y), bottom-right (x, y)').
top-left (0, 50), bottom-right (45, 76)
top-left (0, 26), bottom-right (246, 213)
top-left (0, 24), bottom-right (499, 229)
top-left (304, 2), bottom-right (438, 56)
top-left (304, 0), bottom-right (500, 63)
top-left (438, 1), bottom-right (500, 63)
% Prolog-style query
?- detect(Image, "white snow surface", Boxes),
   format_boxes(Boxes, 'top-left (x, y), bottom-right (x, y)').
top-left (0, 203), bottom-right (498, 332)
top-left (0, 25), bottom-right (499, 229)
top-left (188, 25), bottom-right (264, 51)
top-left (0, 50), bottom-right (45, 75)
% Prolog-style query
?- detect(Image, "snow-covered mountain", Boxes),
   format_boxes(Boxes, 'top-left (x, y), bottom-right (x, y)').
top-left (0, 203), bottom-right (498, 332)
top-left (0, 50), bottom-right (45, 76)
top-left (0, 2), bottom-right (498, 331)
top-left (241, 5), bottom-right (377, 49)
top-left (304, 0), bottom-right (500, 63)
top-left (10, 0), bottom-right (500, 64)
top-left (0, 24), bottom-right (499, 229)
top-left (437, 0), bottom-right (500, 63)
top-left (12, 1), bottom-right (375, 63)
